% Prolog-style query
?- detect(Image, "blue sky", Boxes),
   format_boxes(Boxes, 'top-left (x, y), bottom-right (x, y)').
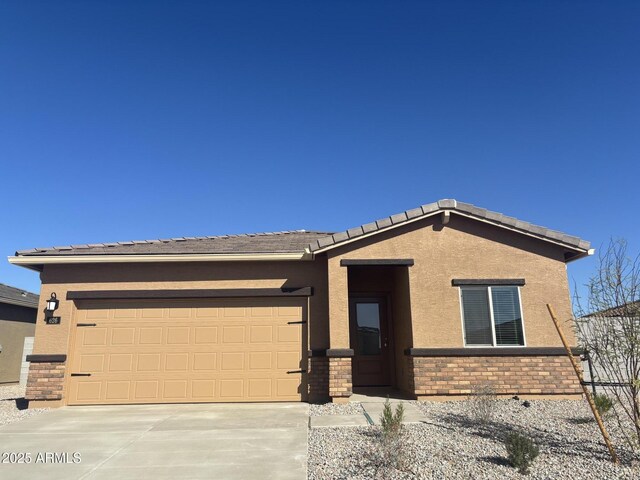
top-left (1, 1), bottom-right (638, 298)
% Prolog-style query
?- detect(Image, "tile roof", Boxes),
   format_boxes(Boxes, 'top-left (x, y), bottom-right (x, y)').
top-left (583, 301), bottom-right (640, 318)
top-left (15, 230), bottom-right (333, 256)
top-left (0, 283), bottom-right (39, 308)
top-left (308, 199), bottom-right (591, 253)
top-left (13, 199), bottom-right (590, 260)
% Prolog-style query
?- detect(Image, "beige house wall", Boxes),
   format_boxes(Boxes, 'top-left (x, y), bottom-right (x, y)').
top-left (326, 214), bottom-right (576, 351)
top-left (0, 304), bottom-right (36, 383)
top-left (391, 267), bottom-right (413, 393)
top-left (25, 212), bottom-right (581, 406)
top-left (32, 260), bottom-right (329, 358)
top-left (327, 256), bottom-right (349, 348)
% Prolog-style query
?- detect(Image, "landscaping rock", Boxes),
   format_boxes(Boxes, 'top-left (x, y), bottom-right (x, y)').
top-left (0, 384), bottom-right (48, 427)
top-left (310, 402), bottom-right (364, 416)
top-left (308, 399), bottom-right (639, 479)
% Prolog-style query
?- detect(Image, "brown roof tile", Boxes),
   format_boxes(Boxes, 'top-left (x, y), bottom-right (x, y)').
top-left (14, 199), bottom-right (590, 259)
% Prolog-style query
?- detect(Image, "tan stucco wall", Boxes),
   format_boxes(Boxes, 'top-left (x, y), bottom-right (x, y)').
top-left (0, 304), bottom-right (36, 383)
top-left (32, 260), bottom-right (329, 357)
top-left (326, 214), bottom-right (576, 350)
top-left (391, 267), bottom-right (413, 392)
top-left (31, 214), bottom-right (578, 368)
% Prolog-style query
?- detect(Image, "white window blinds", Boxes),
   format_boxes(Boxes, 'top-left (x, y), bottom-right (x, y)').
top-left (461, 288), bottom-right (493, 345)
top-left (461, 286), bottom-right (525, 347)
top-left (491, 287), bottom-right (524, 346)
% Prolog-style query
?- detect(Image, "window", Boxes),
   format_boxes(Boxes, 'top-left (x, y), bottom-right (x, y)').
top-left (460, 286), bottom-right (525, 346)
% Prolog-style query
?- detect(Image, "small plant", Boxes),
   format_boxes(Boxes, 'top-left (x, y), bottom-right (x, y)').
top-left (363, 398), bottom-right (406, 477)
top-left (380, 397), bottom-right (404, 439)
top-left (505, 431), bottom-right (540, 475)
top-left (593, 393), bottom-right (613, 417)
top-left (468, 382), bottom-right (497, 424)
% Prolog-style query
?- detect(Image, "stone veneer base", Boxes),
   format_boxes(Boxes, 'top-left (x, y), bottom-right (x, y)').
top-left (411, 355), bottom-right (582, 396)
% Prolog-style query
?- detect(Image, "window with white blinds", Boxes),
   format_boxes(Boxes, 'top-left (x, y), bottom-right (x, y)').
top-left (460, 286), bottom-right (525, 346)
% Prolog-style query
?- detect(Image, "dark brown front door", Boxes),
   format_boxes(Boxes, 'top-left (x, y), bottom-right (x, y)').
top-left (350, 297), bottom-right (391, 386)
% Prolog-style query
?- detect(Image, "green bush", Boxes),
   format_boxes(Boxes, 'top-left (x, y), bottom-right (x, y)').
top-left (365, 397), bottom-right (406, 474)
top-left (380, 398), bottom-right (404, 439)
top-left (505, 432), bottom-right (540, 475)
top-left (593, 393), bottom-right (613, 417)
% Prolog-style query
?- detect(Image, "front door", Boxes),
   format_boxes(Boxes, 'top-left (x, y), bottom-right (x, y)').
top-left (350, 297), bottom-right (391, 386)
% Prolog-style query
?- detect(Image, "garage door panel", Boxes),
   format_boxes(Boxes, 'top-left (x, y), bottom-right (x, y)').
top-left (194, 327), bottom-right (218, 344)
top-left (192, 379), bottom-right (215, 398)
top-left (249, 352), bottom-right (272, 369)
top-left (111, 328), bottom-right (135, 345)
top-left (137, 353), bottom-right (162, 372)
top-left (164, 380), bottom-right (188, 399)
top-left (276, 378), bottom-right (301, 397)
top-left (68, 298), bottom-right (305, 405)
top-left (135, 380), bottom-right (159, 399)
top-left (193, 352), bottom-right (217, 370)
top-left (219, 379), bottom-right (243, 398)
top-left (105, 381), bottom-right (130, 400)
top-left (167, 327), bottom-right (190, 344)
top-left (250, 325), bottom-right (273, 343)
top-left (277, 351), bottom-right (301, 370)
top-left (113, 308), bottom-right (138, 319)
top-left (222, 326), bottom-right (246, 343)
top-left (277, 325), bottom-right (301, 343)
top-left (80, 328), bottom-right (108, 346)
top-left (75, 381), bottom-right (102, 402)
top-left (108, 354), bottom-right (133, 372)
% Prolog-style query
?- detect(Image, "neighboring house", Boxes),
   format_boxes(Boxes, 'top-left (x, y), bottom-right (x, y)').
top-left (0, 283), bottom-right (38, 384)
top-left (578, 301), bottom-right (640, 389)
top-left (8, 199), bottom-right (592, 408)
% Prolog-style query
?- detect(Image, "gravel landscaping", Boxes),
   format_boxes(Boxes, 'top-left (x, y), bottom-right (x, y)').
top-left (310, 402), bottom-right (364, 416)
top-left (0, 384), bottom-right (48, 427)
top-left (308, 398), bottom-right (640, 479)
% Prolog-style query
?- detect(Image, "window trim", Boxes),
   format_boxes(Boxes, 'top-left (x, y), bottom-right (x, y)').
top-left (458, 285), bottom-right (527, 348)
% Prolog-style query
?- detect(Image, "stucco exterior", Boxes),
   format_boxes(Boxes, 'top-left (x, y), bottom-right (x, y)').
top-left (326, 214), bottom-right (576, 350)
top-left (0, 302), bottom-right (37, 383)
top-left (16, 205), bottom-right (587, 407)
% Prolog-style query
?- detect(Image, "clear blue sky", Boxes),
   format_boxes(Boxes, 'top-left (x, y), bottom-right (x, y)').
top-left (1, 1), bottom-right (638, 298)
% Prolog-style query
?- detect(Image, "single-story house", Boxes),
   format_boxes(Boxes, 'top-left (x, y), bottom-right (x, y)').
top-left (9, 199), bottom-right (591, 408)
top-left (578, 301), bottom-right (640, 390)
top-left (0, 283), bottom-right (38, 384)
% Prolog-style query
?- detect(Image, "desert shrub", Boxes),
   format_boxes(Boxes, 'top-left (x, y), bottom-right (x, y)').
top-left (380, 398), bottom-right (404, 439)
top-left (364, 398), bottom-right (407, 477)
top-left (505, 432), bottom-right (540, 475)
top-left (593, 393), bottom-right (614, 417)
top-left (468, 383), bottom-right (498, 424)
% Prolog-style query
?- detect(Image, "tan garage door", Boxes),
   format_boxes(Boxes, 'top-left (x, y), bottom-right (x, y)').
top-left (67, 298), bottom-right (306, 405)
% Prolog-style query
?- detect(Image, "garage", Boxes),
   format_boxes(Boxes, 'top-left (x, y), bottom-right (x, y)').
top-left (66, 298), bottom-right (306, 405)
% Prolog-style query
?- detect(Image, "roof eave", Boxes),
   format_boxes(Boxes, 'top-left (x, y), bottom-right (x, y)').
top-left (8, 251), bottom-right (313, 271)
top-left (0, 297), bottom-right (39, 309)
top-left (310, 209), bottom-right (592, 261)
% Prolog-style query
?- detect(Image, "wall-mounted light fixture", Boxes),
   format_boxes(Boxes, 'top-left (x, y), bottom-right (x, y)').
top-left (45, 292), bottom-right (59, 313)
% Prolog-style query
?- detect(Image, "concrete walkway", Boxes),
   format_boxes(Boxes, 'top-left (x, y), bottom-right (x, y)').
top-left (309, 397), bottom-right (427, 428)
top-left (0, 403), bottom-right (308, 480)
top-left (361, 401), bottom-right (426, 425)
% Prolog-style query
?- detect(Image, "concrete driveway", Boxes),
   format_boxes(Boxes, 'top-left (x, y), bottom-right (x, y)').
top-left (0, 403), bottom-right (308, 480)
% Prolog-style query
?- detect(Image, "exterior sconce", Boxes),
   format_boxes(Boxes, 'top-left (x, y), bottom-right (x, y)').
top-left (45, 293), bottom-right (59, 313)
